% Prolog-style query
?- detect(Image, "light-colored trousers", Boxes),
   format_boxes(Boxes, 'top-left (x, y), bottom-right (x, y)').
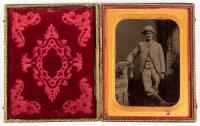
top-left (142, 67), bottom-right (160, 96)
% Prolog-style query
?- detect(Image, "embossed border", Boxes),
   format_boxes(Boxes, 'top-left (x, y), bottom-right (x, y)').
top-left (102, 3), bottom-right (196, 122)
top-left (4, 4), bottom-right (100, 122)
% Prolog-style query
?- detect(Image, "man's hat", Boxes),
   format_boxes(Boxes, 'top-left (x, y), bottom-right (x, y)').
top-left (141, 25), bottom-right (156, 34)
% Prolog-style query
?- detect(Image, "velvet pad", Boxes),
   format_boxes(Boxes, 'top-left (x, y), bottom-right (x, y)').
top-left (7, 7), bottom-right (96, 119)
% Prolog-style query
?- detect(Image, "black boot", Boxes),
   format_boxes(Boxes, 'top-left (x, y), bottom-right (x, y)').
top-left (152, 94), bottom-right (170, 106)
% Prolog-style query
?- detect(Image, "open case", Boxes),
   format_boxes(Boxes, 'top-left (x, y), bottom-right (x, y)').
top-left (4, 3), bottom-right (196, 122)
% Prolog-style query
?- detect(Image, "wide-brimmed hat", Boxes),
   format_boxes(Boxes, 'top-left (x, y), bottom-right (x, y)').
top-left (141, 25), bottom-right (156, 34)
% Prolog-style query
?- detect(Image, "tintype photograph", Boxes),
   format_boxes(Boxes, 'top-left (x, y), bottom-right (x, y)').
top-left (115, 20), bottom-right (180, 107)
top-left (101, 4), bottom-right (194, 121)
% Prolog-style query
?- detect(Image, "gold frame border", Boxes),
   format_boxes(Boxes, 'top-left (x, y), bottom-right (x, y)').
top-left (4, 3), bottom-right (101, 122)
top-left (101, 3), bottom-right (196, 122)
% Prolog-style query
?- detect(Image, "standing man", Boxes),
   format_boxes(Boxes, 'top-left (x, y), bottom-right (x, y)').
top-left (126, 25), bottom-right (168, 105)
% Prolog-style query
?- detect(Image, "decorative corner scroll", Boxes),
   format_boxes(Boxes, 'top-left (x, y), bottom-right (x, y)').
top-left (11, 79), bottom-right (41, 116)
top-left (63, 78), bottom-right (92, 114)
top-left (12, 12), bottom-right (41, 48)
top-left (62, 11), bottom-right (91, 47)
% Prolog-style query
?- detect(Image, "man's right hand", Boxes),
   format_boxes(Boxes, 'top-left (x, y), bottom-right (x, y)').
top-left (125, 60), bottom-right (134, 69)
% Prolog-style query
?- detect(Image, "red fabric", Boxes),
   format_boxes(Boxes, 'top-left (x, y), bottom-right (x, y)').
top-left (7, 7), bottom-right (96, 119)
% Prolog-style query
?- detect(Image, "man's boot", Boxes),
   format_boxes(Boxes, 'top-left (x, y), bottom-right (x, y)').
top-left (152, 94), bottom-right (170, 106)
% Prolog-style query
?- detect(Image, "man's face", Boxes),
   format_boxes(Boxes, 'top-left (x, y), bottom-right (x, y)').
top-left (144, 31), bottom-right (154, 41)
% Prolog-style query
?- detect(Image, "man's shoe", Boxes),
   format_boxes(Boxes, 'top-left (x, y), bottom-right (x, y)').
top-left (159, 100), bottom-right (171, 106)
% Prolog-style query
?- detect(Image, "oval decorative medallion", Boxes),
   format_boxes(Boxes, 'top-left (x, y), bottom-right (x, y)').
top-left (21, 24), bottom-right (83, 102)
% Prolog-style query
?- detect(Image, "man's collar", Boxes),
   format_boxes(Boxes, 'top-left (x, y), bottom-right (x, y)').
top-left (145, 40), bottom-right (154, 47)
top-left (145, 40), bottom-right (153, 46)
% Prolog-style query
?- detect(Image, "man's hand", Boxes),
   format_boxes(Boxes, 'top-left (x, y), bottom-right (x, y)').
top-left (160, 73), bottom-right (165, 79)
top-left (125, 60), bottom-right (134, 69)
top-left (117, 60), bottom-right (134, 70)
top-left (128, 63), bottom-right (134, 69)
top-left (117, 61), bottom-right (134, 70)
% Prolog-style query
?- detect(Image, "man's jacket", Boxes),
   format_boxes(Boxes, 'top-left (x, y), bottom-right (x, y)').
top-left (127, 40), bottom-right (165, 74)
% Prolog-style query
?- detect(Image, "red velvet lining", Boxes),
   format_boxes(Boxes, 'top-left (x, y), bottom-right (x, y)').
top-left (7, 7), bottom-right (96, 119)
